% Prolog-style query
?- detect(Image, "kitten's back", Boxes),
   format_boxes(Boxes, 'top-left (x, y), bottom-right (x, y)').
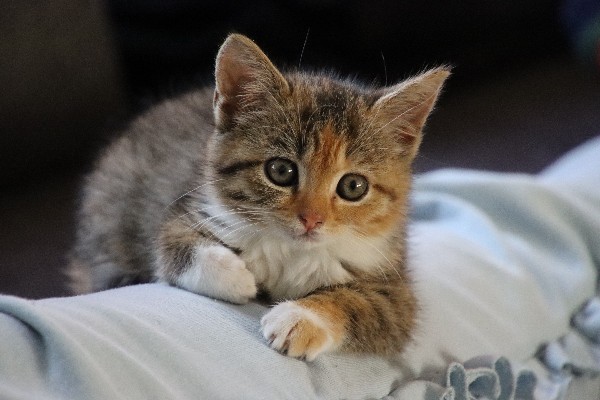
top-left (68, 88), bottom-right (215, 293)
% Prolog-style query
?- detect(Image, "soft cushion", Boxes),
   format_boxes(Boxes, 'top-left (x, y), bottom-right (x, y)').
top-left (0, 136), bottom-right (599, 399)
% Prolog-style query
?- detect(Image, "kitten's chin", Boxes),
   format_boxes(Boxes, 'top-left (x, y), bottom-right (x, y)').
top-left (296, 231), bottom-right (321, 244)
top-left (279, 226), bottom-right (326, 247)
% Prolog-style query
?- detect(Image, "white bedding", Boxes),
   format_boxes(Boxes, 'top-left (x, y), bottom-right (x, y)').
top-left (1, 136), bottom-right (599, 400)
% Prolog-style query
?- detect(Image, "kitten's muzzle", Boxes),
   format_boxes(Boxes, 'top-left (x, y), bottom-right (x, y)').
top-left (298, 211), bottom-right (324, 232)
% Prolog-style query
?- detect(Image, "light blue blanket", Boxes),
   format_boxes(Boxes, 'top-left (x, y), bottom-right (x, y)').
top-left (1, 137), bottom-right (599, 400)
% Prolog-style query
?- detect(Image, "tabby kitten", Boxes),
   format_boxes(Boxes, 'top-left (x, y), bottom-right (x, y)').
top-left (69, 34), bottom-right (449, 361)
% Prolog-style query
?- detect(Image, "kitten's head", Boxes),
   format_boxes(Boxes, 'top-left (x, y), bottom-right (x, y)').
top-left (209, 34), bottom-right (448, 249)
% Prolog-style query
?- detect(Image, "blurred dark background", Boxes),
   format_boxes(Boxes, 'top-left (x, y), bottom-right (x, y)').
top-left (1, 0), bottom-right (599, 298)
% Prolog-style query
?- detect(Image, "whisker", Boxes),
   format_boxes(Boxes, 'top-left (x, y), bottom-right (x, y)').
top-left (189, 208), bottom-right (272, 233)
top-left (220, 221), bottom-right (260, 241)
top-left (235, 226), bottom-right (268, 245)
top-left (349, 230), bottom-right (402, 281)
top-left (165, 179), bottom-right (224, 210)
top-left (189, 208), bottom-right (245, 231)
top-left (380, 51), bottom-right (388, 87)
top-left (298, 28), bottom-right (310, 68)
top-left (175, 203), bottom-right (223, 221)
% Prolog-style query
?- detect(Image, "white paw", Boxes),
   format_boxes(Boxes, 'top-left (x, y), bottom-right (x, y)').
top-left (176, 245), bottom-right (257, 304)
top-left (260, 302), bottom-right (337, 361)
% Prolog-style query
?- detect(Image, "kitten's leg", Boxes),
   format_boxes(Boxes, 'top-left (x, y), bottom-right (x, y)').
top-left (156, 216), bottom-right (257, 304)
top-left (260, 278), bottom-right (416, 360)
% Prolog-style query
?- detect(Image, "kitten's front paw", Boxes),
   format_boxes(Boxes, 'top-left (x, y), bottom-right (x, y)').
top-left (261, 302), bottom-right (339, 361)
top-left (177, 245), bottom-right (257, 304)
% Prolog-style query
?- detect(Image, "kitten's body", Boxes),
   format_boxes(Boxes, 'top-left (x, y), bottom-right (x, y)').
top-left (69, 34), bottom-right (449, 360)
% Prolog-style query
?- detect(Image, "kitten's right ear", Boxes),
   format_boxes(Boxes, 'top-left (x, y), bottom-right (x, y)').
top-left (214, 34), bottom-right (289, 130)
top-left (372, 67), bottom-right (450, 161)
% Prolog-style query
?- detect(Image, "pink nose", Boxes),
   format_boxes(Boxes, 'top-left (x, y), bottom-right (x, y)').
top-left (298, 211), bottom-right (324, 232)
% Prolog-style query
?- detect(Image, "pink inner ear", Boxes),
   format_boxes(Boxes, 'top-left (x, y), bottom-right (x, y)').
top-left (214, 51), bottom-right (256, 127)
top-left (216, 55), bottom-right (248, 100)
top-left (215, 35), bottom-right (289, 102)
top-left (372, 68), bottom-right (450, 156)
top-left (215, 38), bottom-right (250, 105)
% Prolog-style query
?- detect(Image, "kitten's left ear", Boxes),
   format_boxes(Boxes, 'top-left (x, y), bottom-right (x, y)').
top-left (214, 34), bottom-right (290, 130)
top-left (373, 67), bottom-right (450, 160)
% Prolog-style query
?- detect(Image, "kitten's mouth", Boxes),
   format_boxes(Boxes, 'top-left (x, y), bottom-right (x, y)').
top-left (295, 230), bottom-right (322, 243)
top-left (298, 232), bottom-right (319, 242)
top-left (280, 224), bottom-right (325, 245)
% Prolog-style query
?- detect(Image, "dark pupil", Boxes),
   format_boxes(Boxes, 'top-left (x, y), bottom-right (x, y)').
top-left (277, 164), bottom-right (289, 177)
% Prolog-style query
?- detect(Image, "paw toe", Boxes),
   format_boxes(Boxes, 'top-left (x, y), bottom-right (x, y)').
top-left (261, 302), bottom-right (335, 361)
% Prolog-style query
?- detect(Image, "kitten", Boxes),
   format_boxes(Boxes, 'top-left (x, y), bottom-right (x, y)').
top-left (68, 34), bottom-right (449, 361)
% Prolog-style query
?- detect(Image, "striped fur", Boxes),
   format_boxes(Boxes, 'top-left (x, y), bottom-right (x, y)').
top-left (68, 34), bottom-right (449, 359)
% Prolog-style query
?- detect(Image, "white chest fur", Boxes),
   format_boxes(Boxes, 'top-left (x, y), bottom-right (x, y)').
top-left (240, 233), bottom-right (352, 301)
top-left (238, 230), bottom-right (392, 301)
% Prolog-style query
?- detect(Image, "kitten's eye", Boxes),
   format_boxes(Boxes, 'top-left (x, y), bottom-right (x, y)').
top-left (265, 158), bottom-right (298, 187)
top-left (336, 174), bottom-right (368, 201)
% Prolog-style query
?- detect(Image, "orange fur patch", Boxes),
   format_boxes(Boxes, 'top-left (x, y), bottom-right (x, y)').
top-left (296, 296), bottom-right (347, 345)
top-left (292, 123), bottom-right (347, 225)
top-left (280, 121), bottom-right (411, 238)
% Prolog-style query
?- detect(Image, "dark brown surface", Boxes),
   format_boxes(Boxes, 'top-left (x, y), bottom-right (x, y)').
top-left (0, 175), bottom-right (78, 298)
